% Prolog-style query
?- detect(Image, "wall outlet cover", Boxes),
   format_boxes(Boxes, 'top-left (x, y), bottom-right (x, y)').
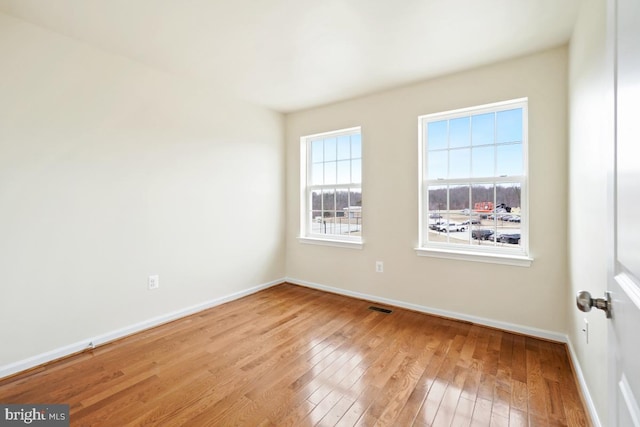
top-left (148, 275), bottom-right (159, 290)
top-left (375, 261), bottom-right (384, 273)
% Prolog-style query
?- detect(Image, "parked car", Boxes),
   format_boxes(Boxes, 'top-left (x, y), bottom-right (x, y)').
top-left (498, 233), bottom-right (521, 244)
top-left (472, 229), bottom-right (494, 240)
top-left (429, 220), bottom-right (447, 230)
top-left (437, 223), bottom-right (466, 232)
top-left (429, 213), bottom-right (443, 219)
top-left (461, 219), bottom-right (481, 225)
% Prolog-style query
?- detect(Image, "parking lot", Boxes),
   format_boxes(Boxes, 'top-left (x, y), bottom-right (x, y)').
top-left (428, 211), bottom-right (522, 246)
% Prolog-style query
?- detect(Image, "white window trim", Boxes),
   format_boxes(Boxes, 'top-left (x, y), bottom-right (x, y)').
top-left (298, 236), bottom-right (364, 249)
top-left (414, 247), bottom-right (532, 267)
top-left (417, 98), bottom-right (532, 266)
top-left (299, 126), bottom-right (363, 249)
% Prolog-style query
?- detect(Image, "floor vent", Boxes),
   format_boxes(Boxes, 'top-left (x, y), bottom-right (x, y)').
top-left (368, 306), bottom-right (392, 314)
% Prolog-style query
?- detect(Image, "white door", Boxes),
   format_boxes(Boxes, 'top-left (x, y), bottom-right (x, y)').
top-left (610, 0), bottom-right (640, 425)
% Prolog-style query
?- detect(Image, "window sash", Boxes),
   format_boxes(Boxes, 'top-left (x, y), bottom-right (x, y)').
top-left (420, 180), bottom-right (528, 255)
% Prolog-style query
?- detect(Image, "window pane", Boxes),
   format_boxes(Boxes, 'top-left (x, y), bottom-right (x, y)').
top-left (472, 112), bottom-right (494, 146)
top-left (311, 140), bottom-right (323, 163)
top-left (323, 211), bottom-right (337, 234)
top-left (472, 146), bottom-right (494, 178)
top-left (334, 194), bottom-right (349, 236)
top-left (449, 117), bottom-right (470, 148)
top-left (324, 137), bottom-right (337, 161)
top-left (428, 121), bottom-right (448, 150)
top-left (497, 108), bottom-right (522, 143)
top-left (471, 184), bottom-right (494, 211)
top-left (351, 159), bottom-right (361, 184)
top-left (496, 183), bottom-right (521, 211)
top-left (351, 134), bottom-right (362, 158)
top-left (350, 188), bottom-right (362, 206)
top-left (449, 148), bottom-right (470, 179)
top-left (349, 188), bottom-right (362, 219)
top-left (496, 143), bottom-right (523, 176)
top-left (347, 215), bottom-right (361, 236)
top-left (335, 214), bottom-right (349, 235)
top-left (337, 135), bottom-right (350, 160)
top-left (427, 185), bottom-right (447, 212)
top-left (427, 185), bottom-right (448, 244)
top-left (336, 189), bottom-right (349, 211)
top-left (471, 184), bottom-right (496, 245)
top-left (311, 190), bottom-right (322, 211)
top-left (324, 161), bottom-right (336, 185)
top-left (447, 185), bottom-right (471, 246)
top-left (323, 189), bottom-right (336, 211)
top-left (457, 188), bottom-right (479, 232)
top-left (496, 183), bottom-right (522, 247)
top-left (337, 160), bottom-right (350, 184)
top-left (449, 185), bottom-right (470, 211)
top-left (428, 150), bottom-right (447, 180)
top-left (343, 188), bottom-right (362, 236)
top-left (311, 162), bottom-right (323, 185)
top-left (311, 210), bottom-right (323, 234)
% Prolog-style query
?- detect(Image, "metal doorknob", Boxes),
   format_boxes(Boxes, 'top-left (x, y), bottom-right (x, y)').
top-left (576, 290), bottom-right (612, 318)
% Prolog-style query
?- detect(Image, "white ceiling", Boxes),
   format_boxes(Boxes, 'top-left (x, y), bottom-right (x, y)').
top-left (0, 0), bottom-right (581, 112)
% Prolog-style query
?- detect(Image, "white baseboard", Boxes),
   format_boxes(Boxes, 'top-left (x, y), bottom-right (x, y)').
top-left (285, 277), bottom-right (566, 342)
top-left (565, 338), bottom-right (603, 427)
top-left (0, 278), bottom-right (284, 380)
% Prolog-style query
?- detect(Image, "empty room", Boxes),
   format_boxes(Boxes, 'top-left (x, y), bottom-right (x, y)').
top-left (1, 0), bottom-right (638, 426)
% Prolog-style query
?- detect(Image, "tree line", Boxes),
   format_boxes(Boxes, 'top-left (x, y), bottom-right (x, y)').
top-left (312, 190), bottom-right (362, 213)
top-left (428, 185), bottom-right (521, 211)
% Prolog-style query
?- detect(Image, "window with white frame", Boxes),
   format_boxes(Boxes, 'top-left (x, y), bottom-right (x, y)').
top-left (417, 98), bottom-right (530, 265)
top-left (300, 127), bottom-right (362, 247)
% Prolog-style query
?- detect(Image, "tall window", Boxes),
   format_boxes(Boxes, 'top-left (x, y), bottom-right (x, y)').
top-left (300, 127), bottom-right (362, 248)
top-left (418, 99), bottom-right (530, 265)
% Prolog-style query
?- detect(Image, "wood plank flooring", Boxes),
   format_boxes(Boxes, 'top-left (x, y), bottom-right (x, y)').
top-left (0, 283), bottom-right (589, 426)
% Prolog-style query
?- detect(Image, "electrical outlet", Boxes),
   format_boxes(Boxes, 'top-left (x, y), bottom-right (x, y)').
top-left (148, 275), bottom-right (159, 290)
top-left (375, 261), bottom-right (384, 273)
top-left (582, 318), bottom-right (589, 344)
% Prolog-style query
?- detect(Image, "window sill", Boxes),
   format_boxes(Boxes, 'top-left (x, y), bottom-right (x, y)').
top-left (415, 247), bottom-right (533, 267)
top-left (298, 237), bottom-right (363, 250)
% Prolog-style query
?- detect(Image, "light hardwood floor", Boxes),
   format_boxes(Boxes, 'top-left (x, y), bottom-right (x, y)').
top-left (0, 283), bottom-right (589, 426)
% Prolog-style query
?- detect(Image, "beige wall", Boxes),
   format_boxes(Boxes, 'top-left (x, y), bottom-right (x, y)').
top-left (286, 47), bottom-right (569, 334)
top-left (0, 13), bottom-right (285, 367)
top-left (568, 0), bottom-right (610, 423)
